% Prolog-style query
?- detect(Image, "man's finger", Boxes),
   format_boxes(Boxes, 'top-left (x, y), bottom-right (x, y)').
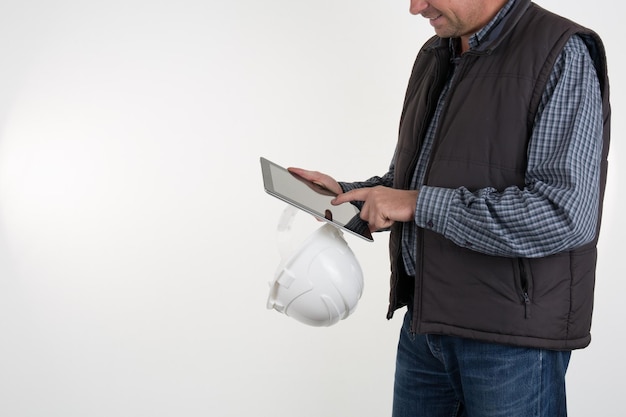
top-left (331, 188), bottom-right (370, 205)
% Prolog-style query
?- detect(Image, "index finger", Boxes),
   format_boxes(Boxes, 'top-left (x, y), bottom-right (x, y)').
top-left (332, 188), bottom-right (370, 205)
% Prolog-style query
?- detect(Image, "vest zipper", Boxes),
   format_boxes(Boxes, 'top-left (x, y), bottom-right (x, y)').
top-left (411, 231), bottom-right (425, 334)
top-left (403, 48), bottom-right (446, 188)
top-left (522, 292), bottom-right (531, 319)
top-left (423, 53), bottom-right (472, 182)
top-left (518, 259), bottom-right (531, 319)
top-left (403, 48), bottom-right (447, 333)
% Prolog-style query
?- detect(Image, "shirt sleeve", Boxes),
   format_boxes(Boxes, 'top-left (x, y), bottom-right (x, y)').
top-left (337, 161), bottom-right (395, 211)
top-left (414, 35), bottom-right (604, 258)
top-left (339, 159), bottom-right (395, 190)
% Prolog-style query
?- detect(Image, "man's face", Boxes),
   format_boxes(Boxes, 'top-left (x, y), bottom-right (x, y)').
top-left (409, 0), bottom-right (499, 40)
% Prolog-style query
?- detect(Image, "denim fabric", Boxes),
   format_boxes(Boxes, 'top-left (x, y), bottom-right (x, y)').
top-left (392, 312), bottom-right (571, 417)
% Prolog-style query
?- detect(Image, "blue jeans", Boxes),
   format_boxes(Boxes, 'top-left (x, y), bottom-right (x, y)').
top-left (393, 312), bottom-right (571, 417)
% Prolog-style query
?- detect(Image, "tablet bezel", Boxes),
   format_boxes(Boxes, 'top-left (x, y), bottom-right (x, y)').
top-left (260, 157), bottom-right (373, 242)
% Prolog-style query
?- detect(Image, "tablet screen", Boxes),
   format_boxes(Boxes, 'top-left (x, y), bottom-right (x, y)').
top-left (260, 157), bottom-right (373, 242)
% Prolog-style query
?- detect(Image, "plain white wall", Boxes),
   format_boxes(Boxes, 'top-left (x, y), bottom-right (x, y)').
top-left (0, 1), bottom-right (621, 416)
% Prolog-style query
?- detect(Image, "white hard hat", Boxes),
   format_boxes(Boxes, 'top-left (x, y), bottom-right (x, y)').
top-left (267, 205), bottom-right (364, 327)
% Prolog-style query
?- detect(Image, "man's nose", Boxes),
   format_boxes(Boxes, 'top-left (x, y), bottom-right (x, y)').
top-left (409, 0), bottom-right (429, 15)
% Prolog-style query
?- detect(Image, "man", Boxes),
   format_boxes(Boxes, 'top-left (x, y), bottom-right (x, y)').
top-left (289, 0), bottom-right (610, 416)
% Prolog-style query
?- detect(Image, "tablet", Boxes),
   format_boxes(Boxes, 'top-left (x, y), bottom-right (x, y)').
top-left (260, 157), bottom-right (373, 242)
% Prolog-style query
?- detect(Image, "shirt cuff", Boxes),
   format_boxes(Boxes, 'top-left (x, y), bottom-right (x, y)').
top-left (338, 181), bottom-right (356, 193)
top-left (415, 186), bottom-right (455, 235)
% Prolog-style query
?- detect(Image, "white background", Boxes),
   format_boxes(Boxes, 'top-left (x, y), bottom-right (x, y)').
top-left (0, 1), bottom-right (622, 416)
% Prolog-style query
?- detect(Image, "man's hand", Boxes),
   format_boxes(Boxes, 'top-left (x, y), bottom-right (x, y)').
top-left (287, 167), bottom-right (343, 196)
top-left (332, 186), bottom-right (419, 231)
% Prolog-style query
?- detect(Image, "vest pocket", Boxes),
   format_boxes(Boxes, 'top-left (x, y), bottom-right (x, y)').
top-left (515, 259), bottom-right (533, 319)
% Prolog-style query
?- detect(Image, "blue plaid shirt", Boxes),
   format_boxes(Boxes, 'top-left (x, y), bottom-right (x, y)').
top-left (341, 0), bottom-right (603, 276)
